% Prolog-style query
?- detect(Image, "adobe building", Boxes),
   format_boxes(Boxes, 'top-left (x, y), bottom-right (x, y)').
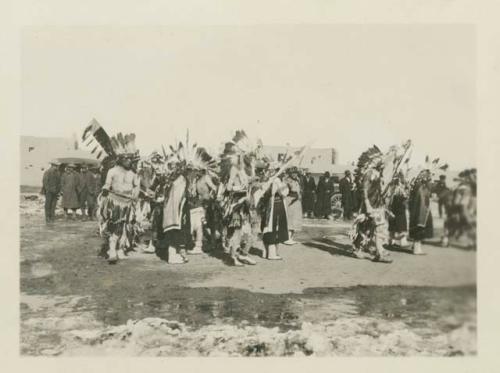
top-left (262, 145), bottom-right (352, 181)
top-left (21, 136), bottom-right (93, 187)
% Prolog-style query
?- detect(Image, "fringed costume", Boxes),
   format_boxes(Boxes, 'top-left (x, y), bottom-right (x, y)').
top-left (157, 174), bottom-right (192, 263)
top-left (350, 141), bottom-right (412, 263)
top-left (442, 169), bottom-right (476, 248)
top-left (155, 132), bottom-right (219, 264)
top-left (218, 130), bottom-right (264, 266)
top-left (82, 119), bottom-right (141, 263)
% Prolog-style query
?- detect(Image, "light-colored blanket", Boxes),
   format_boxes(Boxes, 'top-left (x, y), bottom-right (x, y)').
top-left (163, 175), bottom-right (187, 232)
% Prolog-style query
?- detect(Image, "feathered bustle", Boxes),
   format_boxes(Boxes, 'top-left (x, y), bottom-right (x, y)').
top-left (81, 118), bottom-right (116, 160)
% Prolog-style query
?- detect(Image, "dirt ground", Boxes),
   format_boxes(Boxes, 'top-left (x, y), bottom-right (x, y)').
top-left (20, 194), bottom-right (476, 356)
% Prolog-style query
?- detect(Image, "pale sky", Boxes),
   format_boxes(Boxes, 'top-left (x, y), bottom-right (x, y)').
top-left (21, 25), bottom-right (476, 168)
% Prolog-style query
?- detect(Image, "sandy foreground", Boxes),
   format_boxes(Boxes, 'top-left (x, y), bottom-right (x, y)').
top-left (20, 194), bottom-right (476, 356)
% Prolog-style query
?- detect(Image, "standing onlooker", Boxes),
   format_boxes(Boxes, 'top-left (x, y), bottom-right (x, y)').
top-left (61, 164), bottom-right (81, 219)
top-left (315, 172), bottom-right (333, 219)
top-left (325, 173), bottom-right (336, 220)
top-left (302, 172), bottom-right (316, 218)
top-left (87, 166), bottom-right (101, 219)
top-left (339, 170), bottom-right (355, 220)
top-left (284, 169), bottom-right (303, 245)
top-left (77, 165), bottom-right (96, 219)
top-left (41, 160), bottom-right (61, 223)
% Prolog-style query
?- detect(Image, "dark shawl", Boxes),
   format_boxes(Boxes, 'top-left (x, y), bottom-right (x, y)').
top-left (409, 183), bottom-right (433, 240)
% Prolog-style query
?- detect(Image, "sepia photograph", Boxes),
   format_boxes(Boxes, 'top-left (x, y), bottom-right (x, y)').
top-left (18, 24), bottom-right (477, 357)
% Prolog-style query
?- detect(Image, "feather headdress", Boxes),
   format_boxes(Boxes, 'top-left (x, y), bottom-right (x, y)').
top-left (380, 140), bottom-right (412, 192)
top-left (353, 145), bottom-right (384, 186)
top-left (354, 140), bottom-right (413, 203)
top-left (165, 130), bottom-right (218, 177)
top-left (408, 155), bottom-right (449, 189)
top-left (220, 130), bottom-right (264, 182)
top-left (354, 140), bottom-right (412, 184)
top-left (229, 130), bottom-right (263, 156)
top-left (110, 132), bottom-right (138, 157)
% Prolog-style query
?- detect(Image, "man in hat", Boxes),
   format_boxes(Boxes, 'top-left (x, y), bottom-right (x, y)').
top-left (41, 160), bottom-right (62, 223)
top-left (61, 164), bottom-right (81, 219)
top-left (302, 172), bottom-right (316, 218)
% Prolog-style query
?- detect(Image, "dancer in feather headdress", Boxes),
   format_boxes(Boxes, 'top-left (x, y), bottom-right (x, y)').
top-left (441, 168), bottom-right (476, 248)
top-left (350, 140), bottom-right (412, 263)
top-left (283, 167), bottom-right (304, 245)
top-left (387, 170), bottom-right (410, 248)
top-left (218, 130), bottom-right (263, 266)
top-left (131, 155), bottom-right (163, 254)
top-left (156, 131), bottom-right (219, 264)
top-left (142, 151), bottom-right (172, 255)
top-left (408, 156), bottom-right (448, 255)
top-left (190, 147), bottom-right (219, 255)
top-left (256, 146), bottom-right (309, 259)
top-left (257, 161), bottom-right (290, 260)
top-left (82, 119), bottom-right (141, 263)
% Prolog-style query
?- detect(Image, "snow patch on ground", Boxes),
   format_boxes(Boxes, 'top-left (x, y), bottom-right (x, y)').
top-left (26, 315), bottom-right (475, 357)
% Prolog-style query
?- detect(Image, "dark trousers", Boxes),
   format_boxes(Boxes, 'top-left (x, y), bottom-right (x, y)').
top-left (44, 192), bottom-right (58, 222)
top-left (80, 191), bottom-right (97, 217)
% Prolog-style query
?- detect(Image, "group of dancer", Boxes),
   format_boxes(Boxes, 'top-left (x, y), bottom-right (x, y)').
top-left (82, 121), bottom-right (307, 265)
top-left (80, 119), bottom-right (477, 266)
top-left (349, 141), bottom-right (477, 263)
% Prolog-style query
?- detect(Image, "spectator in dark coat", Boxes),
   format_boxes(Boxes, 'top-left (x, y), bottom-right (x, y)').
top-left (339, 170), bottom-right (355, 220)
top-left (315, 172), bottom-right (334, 219)
top-left (41, 161), bottom-right (61, 223)
top-left (302, 173), bottom-right (316, 218)
top-left (61, 164), bottom-right (80, 219)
